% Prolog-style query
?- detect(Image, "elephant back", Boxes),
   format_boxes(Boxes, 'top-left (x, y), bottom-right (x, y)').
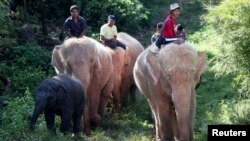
top-left (117, 32), bottom-right (144, 68)
top-left (117, 32), bottom-right (144, 56)
top-left (159, 43), bottom-right (198, 72)
top-left (59, 37), bottom-right (97, 65)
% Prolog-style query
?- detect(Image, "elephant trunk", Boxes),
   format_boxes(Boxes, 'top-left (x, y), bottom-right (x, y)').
top-left (30, 95), bottom-right (47, 130)
top-left (172, 83), bottom-right (193, 141)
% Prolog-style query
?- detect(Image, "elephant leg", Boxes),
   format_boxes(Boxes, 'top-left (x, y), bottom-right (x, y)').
top-left (157, 95), bottom-right (174, 141)
top-left (70, 65), bottom-right (90, 135)
top-left (120, 74), bottom-right (131, 107)
top-left (44, 110), bottom-right (56, 133)
top-left (129, 84), bottom-right (137, 103)
top-left (147, 99), bottom-right (161, 140)
top-left (83, 91), bottom-right (90, 135)
top-left (112, 81), bottom-right (122, 113)
top-left (89, 83), bottom-right (101, 127)
top-left (99, 75), bottom-right (113, 116)
top-left (72, 108), bottom-right (83, 135)
top-left (60, 113), bottom-right (72, 134)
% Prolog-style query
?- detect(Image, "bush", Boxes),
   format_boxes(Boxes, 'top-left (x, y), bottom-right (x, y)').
top-left (0, 0), bottom-right (17, 48)
top-left (1, 89), bottom-right (34, 140)
top-left (204, 0), bottom-right (250, 96)
top-left (0, 44), bottom-right (54, 95)
top-left (0, 44), bottom-right (55, 140)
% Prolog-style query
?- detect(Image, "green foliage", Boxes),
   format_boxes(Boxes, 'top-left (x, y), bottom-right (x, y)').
top-left (1, 89), bottom-right (34, 140)
top-left (0, 44), bottom-right (55, 140)
top-left (0, 44), bottom-right (54, 95)
top-left (25, 0), bottom-right (72, 25)
top-left (0, 0), bottom-right (17, 48)
top-left (203, 0), bottom-right (250, 96)
top-left (196, 0), bottom-right (223, 6)
top-left (80, 0), bottom-right (149, 34)
top-left (11, 0), bottom-right (150, 39)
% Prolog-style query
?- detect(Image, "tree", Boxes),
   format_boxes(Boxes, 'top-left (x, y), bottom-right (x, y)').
top-left (205, 0), bottom-right (250, 96)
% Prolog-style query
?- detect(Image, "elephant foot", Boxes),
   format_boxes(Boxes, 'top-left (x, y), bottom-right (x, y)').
top-left (114, 104), bottom-right (122, 113)
top-left (83, 122), bottom-right (90, 135)
top-left (90, 114), bottom-right (101, 127)
top-left (83, 127), bottom-right (90, 136)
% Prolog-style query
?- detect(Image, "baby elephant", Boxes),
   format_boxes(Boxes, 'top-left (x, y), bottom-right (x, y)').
top-left (30, 74), bottom-right (84, 135)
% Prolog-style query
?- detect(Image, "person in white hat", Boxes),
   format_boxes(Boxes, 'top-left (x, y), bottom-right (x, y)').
top-left (155, 3), bottom-right (182, 48)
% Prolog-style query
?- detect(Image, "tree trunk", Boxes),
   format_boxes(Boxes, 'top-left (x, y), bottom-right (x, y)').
top-left (40, 0), bottom-right (48, 37)
top-left (23, 0), bottom-right (28, 22)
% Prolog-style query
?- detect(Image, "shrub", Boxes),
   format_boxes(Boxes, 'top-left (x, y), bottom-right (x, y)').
top-left (0, 44), bottom-right (55, 140)
top-left (204, 0), bottom-right (250, 96)
top-left (0, 44), bottom-right (54, 95)
top-left (0, 0), bottom-right (17, 48)
top-left (1, 89), bottom-right (34, 140)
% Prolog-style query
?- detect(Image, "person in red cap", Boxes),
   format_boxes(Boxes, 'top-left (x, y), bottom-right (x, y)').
top-left (155, 3), bottom-right (182, 48)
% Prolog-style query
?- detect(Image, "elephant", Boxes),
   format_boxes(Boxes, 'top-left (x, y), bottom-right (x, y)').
top-left (133, 43), bottom-right (206, 141)
top-left (110, 32), bottom-right (144, 112)
top-left (30, 74), bottom-right (84, 135)
top-left (51, 37), bottom-right (114, 134)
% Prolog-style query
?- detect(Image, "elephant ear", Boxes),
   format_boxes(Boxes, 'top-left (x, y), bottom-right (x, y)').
top-left (57, 85), bottom-right (67, 94)
top-left (46, 83), bottom-right (67, 106)
top-left (194, 51), bottom-right (206, 85)
top-left (146, 52), bottom-right (161, 85)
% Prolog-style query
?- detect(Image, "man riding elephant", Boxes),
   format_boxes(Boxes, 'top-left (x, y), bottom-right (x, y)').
top-left (64, 5), bottom-right (87, 39)
top-left (133, 42), bottom-right (206, 141)
top-left (100, 15), bottom-right (126, 50)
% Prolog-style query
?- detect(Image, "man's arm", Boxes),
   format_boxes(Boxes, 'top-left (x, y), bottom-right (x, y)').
top-left (64, 21), bottom-right (72, 37)
top-left (100, 35), bottom-right (108, 42)
top-left (113, 26), bottom-right (118, 41)
top-left (80, 18), bottom-right (87, 37)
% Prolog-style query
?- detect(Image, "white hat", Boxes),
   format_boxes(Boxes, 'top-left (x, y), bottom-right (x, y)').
top-left (170, 3), bottom-right (180, 11)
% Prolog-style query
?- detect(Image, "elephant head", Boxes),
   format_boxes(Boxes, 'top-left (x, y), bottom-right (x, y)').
top-left (147, 43), bottom-right (206, 90)
top-left (30, 79), bottom-right (66, 130)
top-left (56, 37), bottom-right (101, 94)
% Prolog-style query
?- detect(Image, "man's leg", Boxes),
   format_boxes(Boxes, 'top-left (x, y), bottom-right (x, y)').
top-left (116, 40), bottom-right (126, 50)
top-left (104, 40), bottom-right (116, 49)
top-left (155, 36), bottom-right (163, 48)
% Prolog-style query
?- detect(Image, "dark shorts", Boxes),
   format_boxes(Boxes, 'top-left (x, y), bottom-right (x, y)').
top-left (104, 40), bottom-right (126, 50)
top-left (155, 36), bottom-right (176, 48)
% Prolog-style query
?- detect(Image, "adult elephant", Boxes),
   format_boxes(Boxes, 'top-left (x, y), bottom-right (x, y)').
top-left (112, 32), bottom-right (144, 111)
top-left (51, 37), bottom-right (114, 134)
top-left (133, 43), bottom-right (206, 141)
